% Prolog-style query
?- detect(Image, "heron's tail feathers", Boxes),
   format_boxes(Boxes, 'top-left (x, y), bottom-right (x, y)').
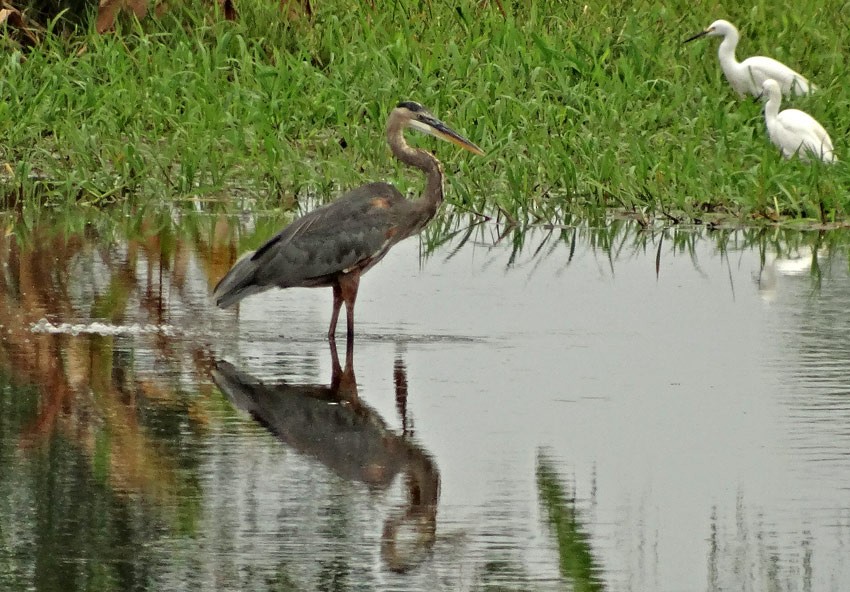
top-left (213, 251), bottom-right (268, 308)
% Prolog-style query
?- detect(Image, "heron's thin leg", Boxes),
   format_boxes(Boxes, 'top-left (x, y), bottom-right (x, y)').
top-left (344, 334), bottom-right (354, 373)
top-left (338, 271), bottom-right (361, 345)
top-left (328, 282), bottom-right (343, 341)
top-left (339, 341), bottom-right (357, 400)
top-left (329, 338), bottom-right (342, 389)
top-left (329, 322), bottom-right (358, 400)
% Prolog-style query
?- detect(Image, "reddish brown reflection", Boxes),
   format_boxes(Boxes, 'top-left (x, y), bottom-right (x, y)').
top-left (0, 220), bottom-right (226, 506)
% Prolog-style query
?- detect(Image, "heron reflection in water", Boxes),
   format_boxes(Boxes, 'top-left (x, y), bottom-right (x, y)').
top-left (211, 343), bottom-right (439, 573)
top-left (213, 101), bottom-right (483, 344)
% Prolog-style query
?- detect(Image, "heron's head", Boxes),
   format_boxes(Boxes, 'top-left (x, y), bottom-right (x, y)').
top-left (684, 19), bottom-right (736, 43)
top-left (759, 79), bottom-right (782, 101)
top-left (394, 101), bottom-right (484, 156)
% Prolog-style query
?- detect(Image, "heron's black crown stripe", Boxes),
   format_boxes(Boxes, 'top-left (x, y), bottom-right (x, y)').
top-left (396, 101), bottom-right (425, 112)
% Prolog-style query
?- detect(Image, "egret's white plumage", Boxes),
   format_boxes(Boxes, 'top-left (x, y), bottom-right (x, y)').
top-left (760, 79), bottom-right (835, 163)
top-left (685, 19), bottom-right (813, 98)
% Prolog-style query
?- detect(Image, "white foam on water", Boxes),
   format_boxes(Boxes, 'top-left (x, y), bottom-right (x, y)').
top-left (30, 318), bottom-right (178, 337)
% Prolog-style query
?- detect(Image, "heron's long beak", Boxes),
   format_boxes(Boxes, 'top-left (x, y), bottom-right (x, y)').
top-left (410, 116), bottom-right (485, 156)
top-left (683, 29), bottom-right (709, 44)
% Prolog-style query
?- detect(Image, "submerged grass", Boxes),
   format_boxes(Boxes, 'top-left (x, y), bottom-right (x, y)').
top-left (2, 0), bottom-right (850, 226)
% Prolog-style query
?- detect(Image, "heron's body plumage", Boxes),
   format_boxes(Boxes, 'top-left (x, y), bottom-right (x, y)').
top-left (212, 101), bottom-right (482, 342)
top-left (214, 182), bottom-right (426, 307)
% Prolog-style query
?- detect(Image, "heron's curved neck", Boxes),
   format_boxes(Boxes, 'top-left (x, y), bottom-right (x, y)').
top-left (386, 117), bottom-right (445, 217)
top-left (717, 31), bottom-right (740, 72)
top-left (763, 92), bottom-right (781, 122)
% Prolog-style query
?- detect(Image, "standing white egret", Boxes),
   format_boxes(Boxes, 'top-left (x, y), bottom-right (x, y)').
top-left (760, 79), bottom-right (835, 163)
top-left (684, 19), bottom-right (814, 98)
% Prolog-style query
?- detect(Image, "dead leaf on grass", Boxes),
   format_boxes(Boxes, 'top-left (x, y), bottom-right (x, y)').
top-left (0, 4), bottom-right (41, 46)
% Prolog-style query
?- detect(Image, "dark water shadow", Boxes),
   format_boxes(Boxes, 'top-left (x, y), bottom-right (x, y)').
top-left (211, 342), bottom-right (440, 574)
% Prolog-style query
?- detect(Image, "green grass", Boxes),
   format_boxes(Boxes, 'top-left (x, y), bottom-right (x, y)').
top-left (2, 0), bottom-right (850, 226)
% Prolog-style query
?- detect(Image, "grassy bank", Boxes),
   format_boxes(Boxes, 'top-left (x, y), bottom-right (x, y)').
top-left (2, 0), bottom-right (849, 225)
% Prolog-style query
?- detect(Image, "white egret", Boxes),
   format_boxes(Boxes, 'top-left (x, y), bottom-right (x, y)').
top-left (760, 79), bottom-right (836, 163)
top-left (684, 19), bottom-right (814, 98)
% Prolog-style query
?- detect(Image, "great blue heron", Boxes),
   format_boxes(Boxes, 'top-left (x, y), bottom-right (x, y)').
top-left (213, 101), bottom-right (483, 342)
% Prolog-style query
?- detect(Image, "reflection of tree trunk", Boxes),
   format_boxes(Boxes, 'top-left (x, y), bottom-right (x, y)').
top-left (0, 232), bottom-right (82, 445)
top-left (0, 221), bottom-right (228, 507)
top-left (194, 214), bottom-right (240, 294)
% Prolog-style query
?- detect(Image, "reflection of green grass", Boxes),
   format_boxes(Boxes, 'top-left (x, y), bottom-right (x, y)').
top-left (0, 373), bottom-right (40, 592)
top-left (0, 364), bottom-right (219, 590)
top-left (10, 205), bottom-right (850, 297)
top-left (3, 0), bottom-right (850, 223)
top-left (422, 212), bottom-right (850, 293)
top-left (0, 371), bottom-right (152, 592)
top-left (536, 453), bottom-right (604, 591)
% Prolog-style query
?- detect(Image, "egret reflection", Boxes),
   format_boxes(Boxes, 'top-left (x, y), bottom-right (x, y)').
top-left (211, 343), bottom-right (440, 573)
top-left (755, 246), bottom-right (824, 303)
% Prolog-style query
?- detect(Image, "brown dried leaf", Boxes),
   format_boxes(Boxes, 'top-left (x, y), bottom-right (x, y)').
top-left (219, 0), bottom-right (237, 21)
top-left (0, 5), bottom-right (40, 46)
top-left (0, 8), bottom-right (18, 26)
top-left (479, 0), bottom-right (506, 17)
top-left (280, 0), bottom-right (311, 20)
top-left (95, 0), bottom-right (149, 33)
top-left (127, 0), bottom-right (148, 19)
top-left (95, 0), bottom-right (122, 32)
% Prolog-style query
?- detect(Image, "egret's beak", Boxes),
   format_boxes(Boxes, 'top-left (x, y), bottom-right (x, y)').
top-left (683, 29), bottom-right (709, 44)
top-left (410, 115), bottom-right (485, 156)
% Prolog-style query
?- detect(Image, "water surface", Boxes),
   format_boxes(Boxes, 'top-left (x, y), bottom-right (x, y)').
top-left (1, 218), bottom-right (849, 591)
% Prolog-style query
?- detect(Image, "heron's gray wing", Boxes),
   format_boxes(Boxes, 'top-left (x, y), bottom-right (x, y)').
top-left (252, 182), bottom-right (406, 287)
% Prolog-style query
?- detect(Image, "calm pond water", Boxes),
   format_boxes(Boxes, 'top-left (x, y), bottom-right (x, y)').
top-left (1, 216), bottom-right (849, 591)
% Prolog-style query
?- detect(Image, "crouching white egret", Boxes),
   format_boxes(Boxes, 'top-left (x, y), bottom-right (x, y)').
top-left (760, 79), bottom-right (835, 163)
top-left (685, 19), bottom-right (814, 98)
